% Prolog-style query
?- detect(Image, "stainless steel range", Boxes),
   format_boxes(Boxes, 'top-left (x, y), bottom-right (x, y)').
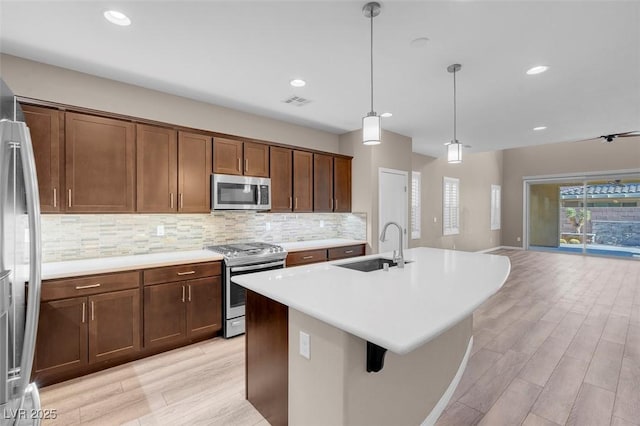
top-left (206, 242), bottom-right (287, 337)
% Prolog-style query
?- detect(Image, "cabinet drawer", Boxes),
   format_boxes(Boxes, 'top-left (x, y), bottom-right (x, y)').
top-left (328, 244), bottom-right (365, 260)
top-left (286, 249), bottom-right (327, 267)
top-left (42, 271), bottom-right (140, 302)
top-left (143, 262), bottom-right (221, 285)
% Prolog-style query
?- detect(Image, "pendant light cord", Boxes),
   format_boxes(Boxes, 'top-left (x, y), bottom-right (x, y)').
top-left (370, 6), bottom-right (374, 113)
top-left (453, 68), bottom-right (457, 143)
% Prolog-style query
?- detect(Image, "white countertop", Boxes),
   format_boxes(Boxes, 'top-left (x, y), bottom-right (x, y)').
top-left (278, 238), bottom-right (367, 252)
top-left (42, 250), bottom-right (224, 280)
top-left (233, 247), bottom-right (510, 355)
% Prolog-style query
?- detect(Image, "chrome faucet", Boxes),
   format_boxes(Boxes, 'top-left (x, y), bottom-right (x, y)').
top-left (379, 221), bottom-right (404, 268)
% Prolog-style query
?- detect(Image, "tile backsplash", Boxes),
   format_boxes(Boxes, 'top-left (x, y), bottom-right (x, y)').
top-left (41, 212), bottom-right (367, 262)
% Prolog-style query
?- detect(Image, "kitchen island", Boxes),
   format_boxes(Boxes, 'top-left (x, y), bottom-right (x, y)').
top-left (233, 247), bottom-right (511, 426)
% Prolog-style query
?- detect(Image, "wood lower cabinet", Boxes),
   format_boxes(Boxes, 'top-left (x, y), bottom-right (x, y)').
top-left (22, 104), bottom-right (63, 213)
top-left (287, 244), bottom-right (366, 267)
top-left (65, 112), bottom-right (136, 212)
top-left (313, 153), bottom-right (334, 212)
top-left (293, 150), bottom-right (313, 212)
top-left (33, 271), bottom-right (141, 383)
top-left (143, 262), bottom-right (222, 350)
top-left (270, 146), bottom-right (293, 212)
top-left (136, 124), bottom-right (178, 212)
top-left (178, 131), bottom-right (213, 212)
top-left (333, 157), bottom-right (352, 212)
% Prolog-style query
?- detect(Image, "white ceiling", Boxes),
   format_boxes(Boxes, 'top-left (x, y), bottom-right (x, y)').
top-left (1, 1), bottom-right (639, 157)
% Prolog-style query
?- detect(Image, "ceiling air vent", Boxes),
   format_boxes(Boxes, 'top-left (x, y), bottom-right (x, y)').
top-left (281, 95), bottom-right (312, 107)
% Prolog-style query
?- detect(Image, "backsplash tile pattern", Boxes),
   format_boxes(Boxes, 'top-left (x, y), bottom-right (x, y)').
top-left (41, 212), bottom-right (367, 262)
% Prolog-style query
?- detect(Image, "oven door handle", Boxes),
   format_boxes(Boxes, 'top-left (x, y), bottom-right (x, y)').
top-left (230, 261), bottom-right (285, 273)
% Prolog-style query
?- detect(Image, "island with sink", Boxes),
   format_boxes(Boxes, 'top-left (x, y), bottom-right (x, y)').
top-left (233, 246), bottom-right (511, 426)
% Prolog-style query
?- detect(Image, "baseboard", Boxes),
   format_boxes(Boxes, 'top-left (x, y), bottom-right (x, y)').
top-left (500, 245), bottom-right (524, 250)
top-left (421, 335), bottom-right (474, 426)
top-left (476, 245), bottom-right (523, 253)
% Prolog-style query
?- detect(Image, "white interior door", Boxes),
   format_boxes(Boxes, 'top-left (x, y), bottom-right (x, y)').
top-left (378, 168), bottom-right (408, 253)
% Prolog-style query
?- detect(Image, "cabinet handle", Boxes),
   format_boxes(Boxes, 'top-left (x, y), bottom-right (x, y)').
top-left (53, 188), bottom-right (57, 208)
top-left (188, 285), bottom-right (192, 302)
top-left (75, 283), bottom-right (101, 290)
top-left (81, 302), bottom-right (86, 323)
top-left (91, 301), bottom-right (95, 321)
top-left (335, 198), bottom-right (338, 210)
top-left (245, 158), bottom-right (248, 172)
top-left (177, 271), bottom-right (195, 276)
top-left (303, 255), bottom-right (314, 260)
top-left (68, 189), bottom-right (72, 207)
top-left (295, 198), bottom-right (298, 210)
top-left (237, 158), bottom-right (241, 172)
top-left (182, 285), bottom-right (186, 303)
top-left (345, 250), bottom-right (354, 254)
top-left (180, 193), bottom-right (184, 209)
top-left (330, 198), bottom-right (333, 210)
top-left (170, 193), bottom-right (174, 209)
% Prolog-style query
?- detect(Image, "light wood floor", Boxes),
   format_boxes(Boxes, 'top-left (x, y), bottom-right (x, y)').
top-left (39, 249), bottom-right (640, 426)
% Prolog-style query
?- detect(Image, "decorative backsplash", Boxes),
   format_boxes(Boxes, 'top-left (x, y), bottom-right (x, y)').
top-left (41, 212), bottom-right (367, 262)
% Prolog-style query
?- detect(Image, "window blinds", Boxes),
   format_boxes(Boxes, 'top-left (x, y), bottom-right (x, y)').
top-left (443, 177), bottom-right (460, 235)
top-left (491, 184), bottom-right (501, 230)
top-left (411, 172), bottom-right (421, 239)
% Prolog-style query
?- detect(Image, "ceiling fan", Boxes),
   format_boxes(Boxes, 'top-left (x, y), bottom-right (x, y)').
top-left (586, 131), bottom-right (640, 143)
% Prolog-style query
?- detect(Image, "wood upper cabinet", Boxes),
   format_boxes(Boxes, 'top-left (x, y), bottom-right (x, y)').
top-left (178, 131), bottom-right (212, 212)
top-left (65, 112), bottom-right (135, 212)
top-left (22, 104), bottom-right (63, 213)
top-left (333, 157), bottom-right (352, 212)
top-left (269, 146), bottom-right (293, 212)
top-left (144, 281), bottom-right (188, 349)
top-left (292, 150), bottom-right (313, 212)
top-left (88, 289), bottom-right (141, 364)
top-left (213, 138), bottom-right (269, 177)
top-left (136, 124), bottom-right (178, 212)
top-left (34, 297), bottom-right (88, 378)
top-left (186, 277), bottom-right (222, 338)
top-left (313, 154), bottom-right (334, 212)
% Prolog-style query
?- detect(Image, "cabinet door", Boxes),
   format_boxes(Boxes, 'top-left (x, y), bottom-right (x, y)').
top-left (65, 112), bottom-right (135, 212)
top-left (334, 157), bottom-right (352, 212)
top-left (292, 150), bottom-right (313, 212)
top-left (243, 142), bottom-right (269, 177)
top-left (186, 277), bottom-right (222, 338)
top-left (34, 297), bottom-right (88, 377)
top-left (144, 282), bottom-right (187, 349)
top-left (269, 146), bottom-right (292, 212)
top-left (178, 131), bottom-right (212, 212)
top-left (88, 289), bottom-right (141, 364)
top-left (213, 137), bottom-right (242, 175)
top-left (313, 154), bottom-right (333, 212)
top-left (22, 105), bottom-right (62, 213)
top-left (136, 124), bottom-right (178, 212)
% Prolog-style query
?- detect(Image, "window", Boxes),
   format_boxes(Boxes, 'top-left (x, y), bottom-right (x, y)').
top-left (443, 177), bottom-right (460, 235)
top-left (491, 184), bottom-right (501, 231)
top-left (411, 171), bottom-right (421, 239)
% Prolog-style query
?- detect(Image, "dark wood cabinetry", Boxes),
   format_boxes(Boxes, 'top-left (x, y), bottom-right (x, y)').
top-left (214, 138), bottom-right (269, 178)
top-left (65, 112), bottom-right (136, 212)
top-left (286, 244), bottom-right (366, 267)
top-left (143, 262), bottom-right (222, 350)
top-left (33, 271), bottom-right (140, 383)
top-left (136, 124), bottom-right (178, 212)
top-left (333, 157), bottom-right (352, 212)
top-left (313, 154), bottom-right (334, 212)
top-left (22, 105), bottom-right (63, 213)
top-left (178, 131), bottom-right (212, 212)
top-left (293, 150), bottom-right (313, 212)
top-left (270, 146), bottom-right (293, 212)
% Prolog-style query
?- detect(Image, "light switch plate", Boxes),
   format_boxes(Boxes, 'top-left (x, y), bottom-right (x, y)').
top-left (156, 225), bottom-right (165, 236)
top-left (299, 331), bottom-right (310, 359)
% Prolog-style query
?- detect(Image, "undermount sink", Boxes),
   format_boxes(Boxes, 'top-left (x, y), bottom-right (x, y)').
top-left (336, 257), bottom-right (412, 272)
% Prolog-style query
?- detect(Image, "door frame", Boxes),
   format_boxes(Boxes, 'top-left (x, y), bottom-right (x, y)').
top-left (378, 167), bottom-right (409, 251)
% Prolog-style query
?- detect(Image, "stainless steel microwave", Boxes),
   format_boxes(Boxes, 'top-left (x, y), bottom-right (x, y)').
top-left (211, 174), bottom-right (271, 210)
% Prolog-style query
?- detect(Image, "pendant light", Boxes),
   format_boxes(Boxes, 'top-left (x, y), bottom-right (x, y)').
top-left (446, 63), bottom-right (462, 163)
top-left (362, 2), bottom-right (381, 145)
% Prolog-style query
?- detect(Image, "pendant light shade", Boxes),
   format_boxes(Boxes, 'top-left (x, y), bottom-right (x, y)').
top-left (362, 2), bottom-right (382, 145)
top-left (447, 63), bottom-right (463, 163)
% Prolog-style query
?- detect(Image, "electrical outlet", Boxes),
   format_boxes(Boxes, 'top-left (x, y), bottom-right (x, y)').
top-left (156, 225), bottom-right (165, 236)
top-left (517, 236), bottom-right (521, 242)
top-left (433, 216), bottom-right (437, 223)
top-left (320, 220), bottom-right (324, 228)
top-left (299, 331), bottom-right (310, 359)
top-left (265, 222), bottom-right (271, 231)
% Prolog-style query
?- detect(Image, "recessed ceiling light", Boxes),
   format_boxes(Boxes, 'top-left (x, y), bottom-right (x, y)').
top-left (410, 37), bottom-right (430, 48)
top-left (104, 10), bottom-right (131, 26)
top-left (533, 126), bottom-right (547, 131)
top-left (380, 112), bottom-right (392, 118)
top-left (289, 79), bottom-right (306, 88)
top-left (526, 65), bottom-right (549, 75)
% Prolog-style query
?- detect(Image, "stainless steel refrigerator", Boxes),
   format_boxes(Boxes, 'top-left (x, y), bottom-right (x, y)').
top-left (0, 79), bottom-right (42, 426)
